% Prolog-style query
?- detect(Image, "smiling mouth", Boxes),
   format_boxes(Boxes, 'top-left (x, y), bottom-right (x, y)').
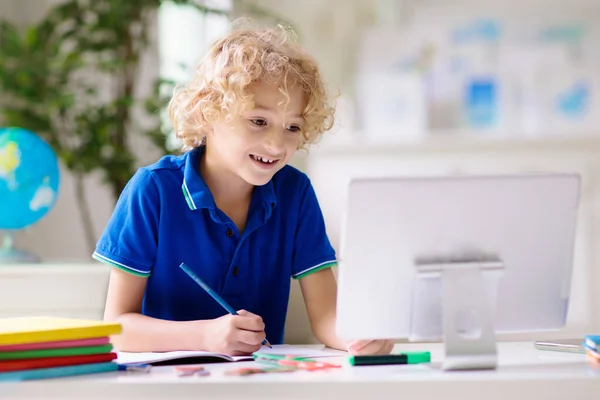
top-left (250, 154), bottom-right (279, 165)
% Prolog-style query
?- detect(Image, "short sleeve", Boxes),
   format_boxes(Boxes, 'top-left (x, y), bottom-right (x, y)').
top-left (291, 176), bottom-right (337, 279)
top-left (92, 168), bottom-right (160, 277)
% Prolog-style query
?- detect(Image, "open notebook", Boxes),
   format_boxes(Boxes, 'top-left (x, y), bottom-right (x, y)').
top-left (116, 345), bottom-right (346, 366)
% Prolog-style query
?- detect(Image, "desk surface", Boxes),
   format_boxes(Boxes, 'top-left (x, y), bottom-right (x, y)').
top-left (4, 342), bottom-right (600, 400)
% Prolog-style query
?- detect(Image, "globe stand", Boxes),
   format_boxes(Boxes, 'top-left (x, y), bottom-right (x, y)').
top-left (0, 232), bottom-right (40, 264)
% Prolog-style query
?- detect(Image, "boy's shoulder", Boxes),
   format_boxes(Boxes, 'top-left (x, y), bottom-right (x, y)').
top-left (144, 153), bottom-right (187, 173)
top-left (136, 153), bottom-right (187, 181)
top-left (126, 153), bottom-right (187, 193)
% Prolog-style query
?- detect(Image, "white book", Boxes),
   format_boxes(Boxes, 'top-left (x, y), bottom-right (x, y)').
top-left (116, 345), bottom-right (345, 366)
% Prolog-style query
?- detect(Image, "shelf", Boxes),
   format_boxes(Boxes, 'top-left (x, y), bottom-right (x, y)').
top-left (310, 132), bottom-right (600, 156)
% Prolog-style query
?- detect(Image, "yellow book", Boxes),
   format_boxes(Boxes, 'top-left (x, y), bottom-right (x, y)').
top-left (0, 317), bottom-right (122, 346)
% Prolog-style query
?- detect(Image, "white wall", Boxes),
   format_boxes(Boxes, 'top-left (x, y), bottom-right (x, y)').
top-left (248, 0), bottom-right (381, 98)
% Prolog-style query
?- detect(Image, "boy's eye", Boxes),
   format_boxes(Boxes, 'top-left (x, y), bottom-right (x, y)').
top-left (287, 125), bottom-right (301, 133)
top-left (250, 119), bottom-right (267, 127)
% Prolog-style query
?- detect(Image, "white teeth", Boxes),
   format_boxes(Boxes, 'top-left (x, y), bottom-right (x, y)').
top-left (252, 155), bottom-right (275, 164)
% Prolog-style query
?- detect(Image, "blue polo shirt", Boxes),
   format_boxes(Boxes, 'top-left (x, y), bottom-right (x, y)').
top-left (92, 147), bottom-right (336, 345)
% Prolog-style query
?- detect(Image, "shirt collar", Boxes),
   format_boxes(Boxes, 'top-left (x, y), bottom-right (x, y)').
top-left (181, 147), bottom-right (277, 213)
top-left (181, 147), bottom-right (215, 210)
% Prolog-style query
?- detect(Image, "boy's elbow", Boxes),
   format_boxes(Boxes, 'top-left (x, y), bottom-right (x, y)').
top-left (103, 311), bottom-right (144, 352)
top-left (313, 329), bottom-right (347, 351)
top-left (104, 313), bottom-right (130, 351)
top-left (309, 316), bottom-right (345, 350)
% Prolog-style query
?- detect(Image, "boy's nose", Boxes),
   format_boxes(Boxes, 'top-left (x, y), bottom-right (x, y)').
top-left (264, 128), bottom-right (285, 154)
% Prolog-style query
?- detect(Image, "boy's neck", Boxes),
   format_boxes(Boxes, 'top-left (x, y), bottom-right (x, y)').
top-left (200, 146), bottom-right (253, 205)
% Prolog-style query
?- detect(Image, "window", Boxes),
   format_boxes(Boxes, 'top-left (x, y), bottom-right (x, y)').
top-left (158, 0), bottom-right (232, 148)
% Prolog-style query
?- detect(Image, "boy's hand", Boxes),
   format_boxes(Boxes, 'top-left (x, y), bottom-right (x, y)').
top-left (203, 310), bottom-right (266, 356)
top-left (347, 339), bottom-right (395, 355)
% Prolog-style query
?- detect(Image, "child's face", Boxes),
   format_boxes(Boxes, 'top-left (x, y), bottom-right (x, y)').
top-left (207, 80), bottom-right (306, 187)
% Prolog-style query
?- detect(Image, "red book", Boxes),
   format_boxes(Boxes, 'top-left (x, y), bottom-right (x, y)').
top-left (0, 337), bottom-right (110, 352)
top-left (0, 352), bottom-right (117, 372)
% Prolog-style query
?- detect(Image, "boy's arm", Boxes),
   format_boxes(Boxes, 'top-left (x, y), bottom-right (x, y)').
top-left (104, 268), bottom-right (206, 352)
top-left (298, 268), bottom-right (346, 350)
top-left (299, 268), bottom-right (395, 355)
top-left (104, 268), bottom-right (265, 354)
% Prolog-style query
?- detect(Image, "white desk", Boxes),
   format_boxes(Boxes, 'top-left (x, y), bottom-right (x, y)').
top-left (3, 342), bottom-right (600, 400)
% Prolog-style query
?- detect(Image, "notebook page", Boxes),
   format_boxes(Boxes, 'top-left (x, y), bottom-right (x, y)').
top-left (116, 350), bottom-right (247, 365)
top-left (116, 345), bottom-right (345, 365)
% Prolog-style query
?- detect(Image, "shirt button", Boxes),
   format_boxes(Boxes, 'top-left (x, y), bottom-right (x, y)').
top-left (226, 228), bottom-right (234, 237)
top-left (232, 266), bottom-right (239, 277)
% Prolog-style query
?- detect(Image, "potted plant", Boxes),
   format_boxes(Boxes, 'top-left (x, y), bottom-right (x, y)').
top-left (0, 0), bottom-right (287, 253)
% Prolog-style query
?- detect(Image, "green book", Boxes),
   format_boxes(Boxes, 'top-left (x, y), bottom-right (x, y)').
top-left (0, 344), bottom-right (113, 360)
top-left (0, 362), bottom-right (118, 381)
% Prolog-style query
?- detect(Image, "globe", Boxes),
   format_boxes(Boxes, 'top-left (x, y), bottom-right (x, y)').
top-left (0, 127), bottom-right (60, 263)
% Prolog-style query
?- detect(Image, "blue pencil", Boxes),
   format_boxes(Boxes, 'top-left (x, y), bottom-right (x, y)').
top-left (179, 262), bottom-right (272, 348)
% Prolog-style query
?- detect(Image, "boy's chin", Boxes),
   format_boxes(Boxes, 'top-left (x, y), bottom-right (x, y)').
top-left (240, 171), bottom-right (276, 187)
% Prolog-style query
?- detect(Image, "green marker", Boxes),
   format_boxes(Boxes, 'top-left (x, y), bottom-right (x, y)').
top-left (348, 351), bottom-right (431, 366)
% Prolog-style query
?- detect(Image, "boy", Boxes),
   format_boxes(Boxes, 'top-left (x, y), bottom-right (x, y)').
top-left (93, 23), bottom-right (393, 356)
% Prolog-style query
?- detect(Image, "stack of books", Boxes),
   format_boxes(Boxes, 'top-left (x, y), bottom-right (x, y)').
top-left (584, 335), bottom-right (600, 365)
top-left (0, 317), bottom-right (122, 381)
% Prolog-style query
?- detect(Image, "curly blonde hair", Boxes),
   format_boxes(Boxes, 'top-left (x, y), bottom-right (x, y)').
top-left (168, 22), bottom-right (336, 150)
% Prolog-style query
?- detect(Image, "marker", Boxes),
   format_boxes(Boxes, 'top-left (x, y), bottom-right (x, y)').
top-left (584, 335), bottom-right (600, 353)
top-left (118, 363), bottom-right (152, 373)
top-left (225, 367), bottom-right (295, 376)
top-left (253, 353), bottom-right (310, 362)
top-left (179, 262), bottom-right (272, 348)
top-left (174, 366), bottom-right (210, 377)
top-left (253, 353), bottom-right (340, 370)
top-left (347, 352), bottom-right (431, 366)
